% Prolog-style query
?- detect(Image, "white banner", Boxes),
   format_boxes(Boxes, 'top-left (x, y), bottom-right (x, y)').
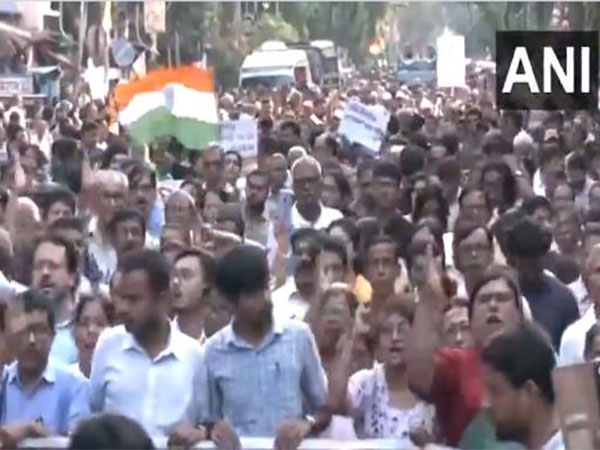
top-left (338, 101), bottom-right (390, 154)
top-left (219, 119), bottom-right (258, 160)
top-left (436, 35), bottom-right (466, 88)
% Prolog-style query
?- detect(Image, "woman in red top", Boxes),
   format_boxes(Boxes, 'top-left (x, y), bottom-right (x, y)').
top-left (407, 247), bottom-right (524, 446)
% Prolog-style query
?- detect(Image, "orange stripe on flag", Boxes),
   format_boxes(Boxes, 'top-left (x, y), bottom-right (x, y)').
top-left (114, 66), bottom-right (214, 110)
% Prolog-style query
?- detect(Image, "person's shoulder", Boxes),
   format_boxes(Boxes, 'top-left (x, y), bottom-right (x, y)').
top-left (544, 273), bottom-right (577, 299)
top-left (279, 317), bottom-right (312, 337)
top-left (171, 327), bottom-right (204, 358)
top-left (51, 360), bottom-right (87, 385)
top-left (95, 325), bottom-right (128, 350)
top-left (203, 323), bottom-right (234, 354)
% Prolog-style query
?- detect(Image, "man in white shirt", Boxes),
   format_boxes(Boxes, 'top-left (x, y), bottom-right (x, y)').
top-left (559, 243), bottom-right (600, 366)
top-left (90, 249), bottom-right (207, 440)
top-left (290, 155), bottom-right (342, 232)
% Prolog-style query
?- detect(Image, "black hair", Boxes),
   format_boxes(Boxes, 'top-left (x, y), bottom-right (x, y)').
top-left (406, 234), bottom-right (442, 272)
top-left (412, 184), bottom-right (449, 231)
top-left (225, 150), bottom-right (243, 168)
top-left (215, 245), bottom-right (269, 304)
top-left (48, 216), bottom-right (86, 234)
top-left (502, 110), bottom-right (524, 130)
top-left (480, 160), bottom-right (517, 209)
top-left (69, 413), bottom-right (154, 449)
top-left (320, 235), bottom-right (349, 268)
top-left (566, 151), bottom-right (588, 172)
top-left (482, 130), bottom-right (512, 156)
top-left (584, 323), bottom-right (600, 361)
top-left (173, 248), bottom-right (217, 288)
top-left (100, 142), bottom-right (129, 169)
top-left (585, 141), bottom-right (600, 162)
top-left (440, 131), bottom-right (459, 156)
top-left (6, 123), bottom-right (23, 142)
top-left (364, 234), bottom-right (399, 261)
top-left (373, 161), bottom-right (401, 184)
top-left (42, 187), bottom-right (76, 219)
top-left (436, 157), bottom-right (461, 184)
top-left (453, 217), bottom-right (493, 266)
top-left (34, 234), bottom-right (79, 274)
top-left (539, 143), bottom-right (562, 168)
top-left (458, 186), bottom-right (492, 212)
top-left (323, 170), bottom-right (352, 203)
top-left (328, 218), bottom-right (360, 249)
top-left (258, 135), bottom-right (280, 157)
top-left (469, 265), bottom-right (522, 316)
top-left (482, 323), bottom-right (556, 405)
top-left (522, 196), bottom-right (554, 218)
top-left (246, 169), bottom-right (270, 185)
top-left (75, 293), bottom-right (115, 326)
top-left (118, 249), bottom-right (171, 295)
top-left (507, 216), bottom-right (552, 259)
top-left (279, 120), bottom-right (301, 138)
top-left (81, 121), bottom-right (99, 135)
top-left (291, 228), bottom-right (322, 255)
top-left (128, 163), bottom-right (157, 190)
top-left (356, 159), bottom-right (375, 178)
top-left (399, 145), bottom-right (426, 177)
top-left (108, 209), bottom-right (146, 237)
top-left (18, 289), bottom-right (55, 331)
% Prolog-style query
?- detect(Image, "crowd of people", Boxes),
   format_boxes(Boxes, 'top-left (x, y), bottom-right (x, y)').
top-left (0, 69), bottom-right (597, 449)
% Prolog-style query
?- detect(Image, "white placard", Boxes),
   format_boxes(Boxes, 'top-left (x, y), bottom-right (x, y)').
top-left (338, 100), bottom-right (390, 154)
top-left (144, 0), bottom-right (166, 33)
top-left (219, 119), bottom-right (258, 159)
top-left (436, 35), bottom-right (466, 88)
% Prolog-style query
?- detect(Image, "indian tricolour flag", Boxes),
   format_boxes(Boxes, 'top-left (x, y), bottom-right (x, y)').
top-left (114, 67), bottom-right (219, 150)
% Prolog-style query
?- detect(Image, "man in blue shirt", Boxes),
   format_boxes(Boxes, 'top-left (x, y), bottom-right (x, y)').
top-left (202, 245), bottom-right (329, 450)
top-left (1, 289), bottom-right (89, 435)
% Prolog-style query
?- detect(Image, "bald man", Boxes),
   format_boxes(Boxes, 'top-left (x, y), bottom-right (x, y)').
top-left (89, 170), bottom-right (129, 283)
top-left (559, 243), bottom-right (600, 366)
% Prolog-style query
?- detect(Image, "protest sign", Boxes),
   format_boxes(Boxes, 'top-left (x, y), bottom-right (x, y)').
top-left (436, 34), bottom-right (466, 88)
top-left (219, 119), bottom-right (258, 160)
top-left (338, 101), bottom-right (390, 154)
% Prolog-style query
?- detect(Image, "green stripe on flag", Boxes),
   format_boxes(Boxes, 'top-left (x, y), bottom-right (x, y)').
top-left (127, 107), bottom-right (220, 150)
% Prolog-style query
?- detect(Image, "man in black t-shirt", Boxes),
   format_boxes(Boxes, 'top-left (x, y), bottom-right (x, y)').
top-left (506, 216), bottom-right (579, 349)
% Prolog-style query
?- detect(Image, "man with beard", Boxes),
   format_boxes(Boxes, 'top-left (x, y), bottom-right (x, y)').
top-left (483, 324), bottom-right (563, 450)
top-left (108, 209), bottom-right (146, 264)
top-left (408, 252), bottom-right (524, 447)
top-left (31, 235), bottom-right (79, 366)
top-left (90, 249), bottom-right (207, 441)
top-left (203, 245), bottom-right (329, 450)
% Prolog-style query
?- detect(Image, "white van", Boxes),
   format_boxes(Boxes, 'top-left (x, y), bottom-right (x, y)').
top-left (239, 46), bottom-right (312, 89)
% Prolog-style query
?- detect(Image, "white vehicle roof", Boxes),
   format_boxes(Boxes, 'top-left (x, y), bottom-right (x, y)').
top-left (241, 49), bottom-right (309, 72)
top-left (259, 40), bottom-right (288, 51)
top-left (311, 40), bottom-right (336, 58)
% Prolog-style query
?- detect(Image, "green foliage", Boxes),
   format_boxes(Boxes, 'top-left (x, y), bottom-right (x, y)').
top-left (248, 14), bottom-right (300, 49)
